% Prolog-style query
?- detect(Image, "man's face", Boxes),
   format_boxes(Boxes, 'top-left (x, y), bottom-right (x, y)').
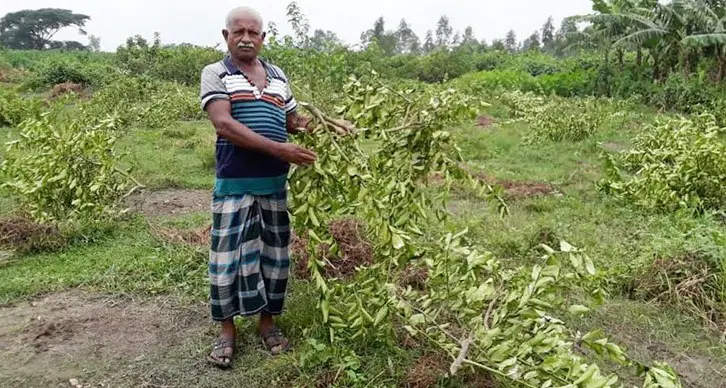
top-left (223, 16), bottom-right (265, 62)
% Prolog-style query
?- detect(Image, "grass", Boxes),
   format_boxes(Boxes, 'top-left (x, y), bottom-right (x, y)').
top-left (1, 100), bottom-right (725, 387)
top-left (117, 120), bottom-right (216, 190)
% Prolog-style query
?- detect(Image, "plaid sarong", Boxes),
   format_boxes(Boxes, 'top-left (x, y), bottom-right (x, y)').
top-left (209, 192), bottom-right (290, 321)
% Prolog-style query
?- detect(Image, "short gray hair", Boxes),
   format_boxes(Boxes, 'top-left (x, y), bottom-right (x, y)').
top-left (225, 6), bottom-right (264, 31)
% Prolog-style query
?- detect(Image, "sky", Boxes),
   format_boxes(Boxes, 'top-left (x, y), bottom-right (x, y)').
top-left (0, 1), bottom-right (594, 52)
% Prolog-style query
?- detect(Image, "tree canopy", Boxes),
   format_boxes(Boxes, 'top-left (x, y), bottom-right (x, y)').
top-left (0, 8), bottom-right (90, 50)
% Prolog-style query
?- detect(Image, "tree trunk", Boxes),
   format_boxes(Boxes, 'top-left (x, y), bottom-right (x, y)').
top-left (636, 48), bottom-right (642, 67)
top-left (653, 54), bottom-right (660, 82)
top-left (718, 46), bottom-right (726, 83)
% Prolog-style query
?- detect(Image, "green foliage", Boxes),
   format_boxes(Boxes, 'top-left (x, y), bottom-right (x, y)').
top-left (0, 97), bottom-right (139, 223)
top-left (115, 34), bottom-right (223, 86)
top-left (499, 91), bottom-right (606, 142)
top-left (0, 88), bottom-right (44, 127)
top-left (82, 74), bottom-right (203, 129)
top-left (287, 73), bottom-right (679, 387)
top-left (22, 58), bottom-right (107, 88)
top-left (601, 114), bottom-right (726, 213)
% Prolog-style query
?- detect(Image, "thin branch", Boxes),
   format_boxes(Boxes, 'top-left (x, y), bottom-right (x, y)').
top-left (449, 334), bottom-right (473, 376)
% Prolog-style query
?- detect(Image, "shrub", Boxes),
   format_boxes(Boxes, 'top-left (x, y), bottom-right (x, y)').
top-left (0, 98), bottom-right (139, 223)
top-left (524, 97), bottom-right (605, 143)
top-left (82, 74), bottom-right (203, 129)
top-left (498, 91), bottom-right (605, 142)
top-left (21, 58), bottom-right (114, 90)
top-left (0, 88), bottom-right (44, 127)
top-left (601, 113), bottom-right (726, 213)
top-left (115, 35), bottom-right (223, 86)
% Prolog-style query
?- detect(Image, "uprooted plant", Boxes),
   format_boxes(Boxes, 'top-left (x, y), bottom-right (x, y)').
top-left (0, 96), bottom-right (143, 224)
top-left (601, 113), bottom-right (726, 213)
top-left (288, 72), bottom-right (682, 387)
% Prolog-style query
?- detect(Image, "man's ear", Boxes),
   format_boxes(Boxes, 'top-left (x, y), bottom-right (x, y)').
top-left (222, 29), bottom-right (229, 40)
top-left (261, 31), bottom-right (267, 41)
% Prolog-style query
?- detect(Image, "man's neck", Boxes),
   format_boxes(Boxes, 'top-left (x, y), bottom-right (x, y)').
top-left (231, 56), bottom-right (259, 71)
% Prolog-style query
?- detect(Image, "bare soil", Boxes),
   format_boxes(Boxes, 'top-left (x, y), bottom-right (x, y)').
top-left (0, 216), bottom-right (66, 253)
top-left (151, 224), bottom-right (212, 246)
top-left (0, 290), bottom-right (209, 388)
top-left (580, 301), bottom-right (726, 388)
top-left (476, 173), bottom-right (559, 200)
top-left (292, 219), bottom-right (373, 280)
top-left (51, 82), bottom-right (84, 98)
top-left (126, 189), bottom-right (211, 217)
top-left (476, 115), bottom-right (496, 128)
top-left (404, 354), bottom-right (448, 388)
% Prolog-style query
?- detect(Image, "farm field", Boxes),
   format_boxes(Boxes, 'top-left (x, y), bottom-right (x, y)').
top-left (2, 95), bottom-right (725, 387)
top-left (2, 1), bottom-right (726, 387)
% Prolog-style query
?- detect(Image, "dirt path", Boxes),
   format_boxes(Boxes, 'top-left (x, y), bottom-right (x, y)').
top-left (0, 290), bottom-right (295, 388)
top-left (0, 291), bottom-right (211, 387)
top-left (125, 189), bottom-right (212, 217)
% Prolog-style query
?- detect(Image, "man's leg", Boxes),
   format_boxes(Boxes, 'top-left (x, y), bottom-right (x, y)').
top-left (208, 194), bottom-right (259, 367)
top-left (257, 192), bottom-right (292, 354)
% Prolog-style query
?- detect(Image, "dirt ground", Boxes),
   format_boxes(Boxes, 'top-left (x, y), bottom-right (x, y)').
top-left (126, 189), bottom-right (212, 217)
top-left (0, 290), bottom-right (299, 388)
top-left (0, 291), bottom-right (210, 387)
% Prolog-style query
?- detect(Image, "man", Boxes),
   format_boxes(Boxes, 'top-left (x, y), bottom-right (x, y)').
top-left (200, 6), bottom-right (316, 368)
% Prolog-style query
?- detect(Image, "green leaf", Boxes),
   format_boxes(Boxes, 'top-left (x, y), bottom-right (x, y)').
top-left (560, 240), bottom-right (575, 252)
top-left (568, 305), bottom-right (590, 316)
top-left (391, 234), bottom-right (405, 250)
top-left (374, 306), bottom-right (389, 327)
top-left (584, 255), bottom-right (596, 275)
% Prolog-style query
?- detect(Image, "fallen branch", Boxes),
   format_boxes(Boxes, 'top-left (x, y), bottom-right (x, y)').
top-left (449, 334), bottom-right (473, 376)
top-left (299, 102), bottom-right (356, 136)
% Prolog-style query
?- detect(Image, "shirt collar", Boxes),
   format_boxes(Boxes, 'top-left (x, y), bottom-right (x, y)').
top-left (223, 54), bottom-right (270, 75)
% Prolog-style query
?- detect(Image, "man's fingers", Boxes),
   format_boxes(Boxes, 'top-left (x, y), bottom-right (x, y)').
top-left (300, 148), bottom-right (317, 158)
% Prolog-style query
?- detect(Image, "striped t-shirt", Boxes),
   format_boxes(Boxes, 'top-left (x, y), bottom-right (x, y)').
top-left (200, 55), bottom-right (297, 197)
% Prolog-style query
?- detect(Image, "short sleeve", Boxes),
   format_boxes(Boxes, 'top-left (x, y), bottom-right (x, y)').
top-left (200, 65), bottom-right (229, 111)
top-left (272, 65), bottom-right (297, 114)
top-left (284, 80), bottom-right (298, 114)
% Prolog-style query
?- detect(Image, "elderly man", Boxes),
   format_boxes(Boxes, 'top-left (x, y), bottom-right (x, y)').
top-left (200, 6), bottom-right (316, 368)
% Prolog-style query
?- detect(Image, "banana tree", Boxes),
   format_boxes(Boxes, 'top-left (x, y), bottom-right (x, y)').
top-left (682, 0), bottom-right (726, 81)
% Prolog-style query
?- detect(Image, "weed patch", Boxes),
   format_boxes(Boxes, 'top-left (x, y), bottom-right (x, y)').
top-left (629, 252), bottom-right (726, 329)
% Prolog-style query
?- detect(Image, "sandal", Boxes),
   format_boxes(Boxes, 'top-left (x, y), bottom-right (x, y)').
top-left (207, 337), bottom-right (235, 369)
top-left (261, 326), bottom-right (292, 355)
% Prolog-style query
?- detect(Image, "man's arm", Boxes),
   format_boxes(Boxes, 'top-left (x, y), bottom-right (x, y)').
top-left (206, 100), bottom-right (316, 166)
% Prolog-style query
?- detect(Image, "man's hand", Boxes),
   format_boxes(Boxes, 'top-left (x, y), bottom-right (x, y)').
top-left (276, 143), bottom-right (317, 166)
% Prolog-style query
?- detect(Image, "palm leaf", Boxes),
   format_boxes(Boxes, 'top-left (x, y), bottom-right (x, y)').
top-left (682, 33), bottom-right (726, 48)
top-left (614, 28), bottom-right (667, 48)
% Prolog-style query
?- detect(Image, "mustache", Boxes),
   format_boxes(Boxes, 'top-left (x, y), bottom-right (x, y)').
top-left (237, 42), bottom-right (255, 49)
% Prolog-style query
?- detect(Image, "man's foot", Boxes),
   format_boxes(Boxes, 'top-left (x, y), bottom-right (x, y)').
top-left (207, 336), bottom-right (235, 368)
top-left (260, 326), bottom-right (291, 355)
top-left (259, 312), bottom-right (291, 355)
top-left (208, 319), bottom-right (236, 369)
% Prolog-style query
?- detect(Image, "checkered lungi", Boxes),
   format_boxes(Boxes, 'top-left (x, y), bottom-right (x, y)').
top-left (208, 192), bottom-right (291, 321)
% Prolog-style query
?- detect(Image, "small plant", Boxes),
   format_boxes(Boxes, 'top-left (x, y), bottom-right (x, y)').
top-left (1, 98), bottom-right (141, 223)
top-left (498, 91), bottom-right (605, 142)
top-left (0, 88), bottom-right (44, 127)
top-left (601, 113), bottom-right (726, 213)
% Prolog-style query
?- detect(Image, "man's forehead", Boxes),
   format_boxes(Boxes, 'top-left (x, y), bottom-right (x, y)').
top-left (227, 16), bottom-right (262, 31)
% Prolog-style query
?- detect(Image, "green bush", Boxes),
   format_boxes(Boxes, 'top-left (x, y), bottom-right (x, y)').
top-left (0, 88), bottom-right (44, 127)
top-left (498, 91), bottom-right (605, 142)
top-left (115, 35), bottom-right (223, 86)
top-left (601, 113), bottom-right (726, 213)
top-left (21, 58), bottom-right (114, 90)
top-left (83, 74), bottom-right (203, 129)
top-left (0, 97), bottom-right (138, 223)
